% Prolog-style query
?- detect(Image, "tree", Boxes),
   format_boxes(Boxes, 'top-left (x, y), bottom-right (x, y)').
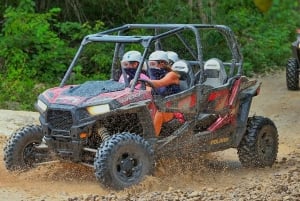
top-left (0, 0), bottom-right (299, 110)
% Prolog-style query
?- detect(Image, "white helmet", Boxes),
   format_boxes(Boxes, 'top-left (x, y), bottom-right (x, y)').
top-left (148, 50), bottom-right (169, 62)
top-left (167, 51), bottom-right (179, 63)
top-left (121, 50), bottom-right (141, 62)
top-left (171, 60), bottom-right (189, 73)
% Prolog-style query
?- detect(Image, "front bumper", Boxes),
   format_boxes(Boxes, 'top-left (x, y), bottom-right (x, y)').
top-left (39, 107), bottom-right (96, 161)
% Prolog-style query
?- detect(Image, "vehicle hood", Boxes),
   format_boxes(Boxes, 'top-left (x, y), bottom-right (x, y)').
top-left (39, 80), bottom-right (152, 108)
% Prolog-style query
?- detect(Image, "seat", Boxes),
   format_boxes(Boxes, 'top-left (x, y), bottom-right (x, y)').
top-left (203, 58), bottom-right (227, 87)
top-left (171, 60), bottom-right (195, 91)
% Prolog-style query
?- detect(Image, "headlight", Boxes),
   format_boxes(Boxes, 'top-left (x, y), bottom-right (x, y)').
top-left (37, 99), bottom-right (47, 112)
top-left (87, 104), bottom-right (110, 115)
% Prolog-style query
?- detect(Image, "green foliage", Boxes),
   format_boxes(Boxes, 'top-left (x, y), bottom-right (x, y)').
top-left (209, 0), bottom-right (299, 74)
top-left (0, 3), bottom-right (70, 81)
top-left (137, 0), bottom-right (192, 24)
top-left (55, 20), bottom-right (105, 42)
top-left (0, 2), bottom-right (70, 110)
top-left (0, 0), bottom-right (299, 110)
top-left (0, 0), bottom-right (106, 110)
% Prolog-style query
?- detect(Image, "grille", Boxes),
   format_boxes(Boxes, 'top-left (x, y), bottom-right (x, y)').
top-left (47, 109), bottom-right (73, 130)
top-left (77, 108), bottom-right (90, 120)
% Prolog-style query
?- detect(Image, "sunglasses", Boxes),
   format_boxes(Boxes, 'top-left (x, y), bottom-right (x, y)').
top-left (121, 61), bottom-right (137, 68)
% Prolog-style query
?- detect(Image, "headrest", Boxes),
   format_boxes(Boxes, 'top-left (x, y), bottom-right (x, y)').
top-left (204, 58), bottom-right (222, 71)
top-left (171, 60), bottom-right (189, 73)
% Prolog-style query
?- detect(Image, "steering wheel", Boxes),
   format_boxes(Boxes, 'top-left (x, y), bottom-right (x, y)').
top-left (137, 79), bottom-right (159, 95)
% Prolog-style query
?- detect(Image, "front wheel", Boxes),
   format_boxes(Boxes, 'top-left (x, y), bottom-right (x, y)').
top-left (286, 58), bottom-right (299, 90)
top-left (237, 116), bottom-right (278, 168)
top-left (94, 133), bottom-right (155, 190)
top-left (3, 125), bottom-right (48, 171)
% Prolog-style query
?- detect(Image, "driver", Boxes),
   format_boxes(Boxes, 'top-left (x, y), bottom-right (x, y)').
top-left (148, 50), bottom-right (181, 96)
top-left (119, 50), bottom-right (149, 86)
top-left (147, 50), bottom-right (182, 136)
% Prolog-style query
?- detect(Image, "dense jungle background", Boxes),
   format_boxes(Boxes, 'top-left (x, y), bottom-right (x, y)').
top-left (0, 0), bottom-right (299, 110)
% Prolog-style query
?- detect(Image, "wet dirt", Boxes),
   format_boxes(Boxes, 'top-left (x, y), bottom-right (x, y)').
top-left (0, 70), bottom-right (300, 201)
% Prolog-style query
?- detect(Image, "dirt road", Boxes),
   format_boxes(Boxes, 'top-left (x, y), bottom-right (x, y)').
top-left (0, 70), bottom-right (300, 201)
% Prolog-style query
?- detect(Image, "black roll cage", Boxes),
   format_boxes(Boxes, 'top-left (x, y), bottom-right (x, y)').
top-left (59, 24), bottom-right (243, 91)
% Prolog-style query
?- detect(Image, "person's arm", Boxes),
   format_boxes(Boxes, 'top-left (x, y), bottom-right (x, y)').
top-left (150, 72), bottom-right (180, 88)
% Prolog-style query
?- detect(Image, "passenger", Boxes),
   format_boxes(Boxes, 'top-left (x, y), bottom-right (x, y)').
top-left (147, 50), bottom-right (182, 136)
top-left (119, 50), bottom-right (149, 86)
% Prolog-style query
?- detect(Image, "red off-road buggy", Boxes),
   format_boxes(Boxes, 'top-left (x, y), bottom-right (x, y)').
top-left (3, 24), bottom-right (278, 190)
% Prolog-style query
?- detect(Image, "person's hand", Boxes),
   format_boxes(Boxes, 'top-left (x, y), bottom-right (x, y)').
top-left (129, 79), bottom-right (145, 90)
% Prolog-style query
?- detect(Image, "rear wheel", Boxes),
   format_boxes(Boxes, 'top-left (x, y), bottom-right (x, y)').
top-left (286, 58), bottom-right (299, 90)
top-left (3, 125), bottom-right (48, 170)
top-left (237, 116), bottom-right (278, 168)
top-left (94, 133), bottom-right (155, 190)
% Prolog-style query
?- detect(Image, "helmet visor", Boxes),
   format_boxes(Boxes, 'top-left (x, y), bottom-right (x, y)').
top-left (121, 61), bottom-right (136, 68)
top-left (148, 60), bottom-right (168, 68)
top-left (148, 60), bottom-right (159, 68)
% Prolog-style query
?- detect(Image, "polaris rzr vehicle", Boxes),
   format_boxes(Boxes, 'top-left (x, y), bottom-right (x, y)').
top-left (286, 29), bottom-right (300, 90)
top-left (3, 24), bottom-right (278, 190)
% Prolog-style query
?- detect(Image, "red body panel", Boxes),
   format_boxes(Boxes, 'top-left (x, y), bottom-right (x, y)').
top-left (207, 78), bottom-right (241, 132)
top-left (42, 86), bottom-right (153, 107)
